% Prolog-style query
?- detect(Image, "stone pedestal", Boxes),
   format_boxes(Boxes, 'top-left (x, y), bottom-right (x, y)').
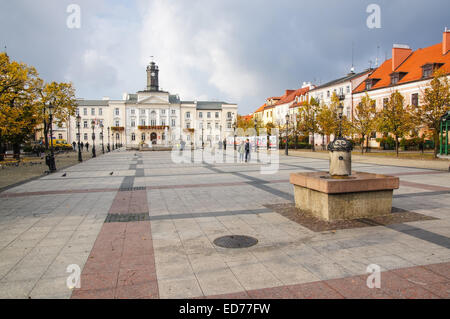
top-left (290, 171), bottom-right (399, 221)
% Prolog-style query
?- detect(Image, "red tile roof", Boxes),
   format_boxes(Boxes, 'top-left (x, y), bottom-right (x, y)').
top-left (354, 42), bottom-right (450, 93)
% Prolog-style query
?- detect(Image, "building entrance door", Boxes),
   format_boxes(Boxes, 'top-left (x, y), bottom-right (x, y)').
top-left (151, 132), bottom-right (157, 145)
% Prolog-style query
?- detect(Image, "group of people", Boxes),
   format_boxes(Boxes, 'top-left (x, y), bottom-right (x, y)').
top-left (72, 141), bottom-right (90, 151)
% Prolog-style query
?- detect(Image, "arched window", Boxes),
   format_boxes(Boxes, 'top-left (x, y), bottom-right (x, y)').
top-left (141, 133), bottom-right (146, 141)
top-left (131, 133), bottom-right (136, 141)
top-left (150, 111), bottom-right (157, 126)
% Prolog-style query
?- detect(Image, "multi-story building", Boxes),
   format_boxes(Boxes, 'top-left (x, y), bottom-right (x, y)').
top-left (66, 61), bottom-right (238, 149)
top-left (308, 69), bottom-right (373, 146)
top-left (353, 29), bottom-right (450, 148)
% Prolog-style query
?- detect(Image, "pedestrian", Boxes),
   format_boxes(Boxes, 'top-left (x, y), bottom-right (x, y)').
top-left (85, 142), bottom-right (89, 151)
top-left (223, 139), bottom-right (227, 151)
top-left (218, 140), bottom-right (223, 150)
top-left (245, 139), bottom-right (250, 162)
top-left (238, 141), bottom-right (245, 162)
top-left (80, 142), bottom-right (84, 151)
top-left (72, 141), bottom-right (76, 151)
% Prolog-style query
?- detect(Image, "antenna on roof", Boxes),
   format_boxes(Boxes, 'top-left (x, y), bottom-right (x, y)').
top-left (375, 45), bottom-right (380, 67)
top-left (351, 41), bottom-right (355, 73)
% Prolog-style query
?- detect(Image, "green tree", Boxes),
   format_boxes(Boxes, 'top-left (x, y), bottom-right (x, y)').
top-left (352, 93), bottom-right (377, 153)
top-left (411, 70), bottom-right (450, 157)
top-left (378, 91), bottom-right (413, 157)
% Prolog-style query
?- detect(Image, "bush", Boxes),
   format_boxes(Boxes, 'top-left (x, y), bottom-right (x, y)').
top-left (379, 136), bottom-right (395, 150)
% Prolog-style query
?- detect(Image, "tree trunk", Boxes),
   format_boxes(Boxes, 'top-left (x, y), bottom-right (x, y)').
top-left (361, 135), bottom-right (365, 154)
top-left (311, 134), bottom-right (315, 152)
top-left (13, 143), bottom-right (20, 161)
top-left (433, 132), bottom-right (439, 159)
top-left (395, 136), bottom-right (399, 157)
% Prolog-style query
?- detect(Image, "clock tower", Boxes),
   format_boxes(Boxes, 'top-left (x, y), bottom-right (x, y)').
top-left (146, 61), bottom-right (159, 91)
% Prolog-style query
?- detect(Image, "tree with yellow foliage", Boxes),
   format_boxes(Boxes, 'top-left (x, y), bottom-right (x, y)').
top-left (352, 93), bottom-right (377, 154)
top-left (298, 97), bottom-right (320, 151)
top-left (377, 91), bottom-right (413, 157)
top-left (0, 53), bottom-right (41, 160)
top-left (411, 70), bottom-right (450, 158)
top-left (38, 81), bottom-right (77, 149)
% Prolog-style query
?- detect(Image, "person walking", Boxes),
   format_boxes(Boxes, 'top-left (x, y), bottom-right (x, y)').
top-left (245, 139), bottom-right (250, 163)
top-left (72, 141), bottom-right (76, 151)
top-left (85, 142), bottom-right (89, 151)
top-left (223, 139), bottom-right (227, 151)
top-left (80, 142), bottom-right (84, 151)
top-left (238, 141), bottom-right (245, 162)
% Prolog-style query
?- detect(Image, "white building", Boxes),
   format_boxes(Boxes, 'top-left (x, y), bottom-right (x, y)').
top-left (308, 69), bottom-right (373, 146)
top-left (67, 62), bottom-right (238, 149)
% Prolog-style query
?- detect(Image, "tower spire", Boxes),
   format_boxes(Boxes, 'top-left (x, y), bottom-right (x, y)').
top-left (146, 59), bottom-right (159, 91)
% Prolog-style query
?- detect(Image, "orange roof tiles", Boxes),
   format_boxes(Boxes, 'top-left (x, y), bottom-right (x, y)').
top-left (354, 41), bottom-right (450, 94)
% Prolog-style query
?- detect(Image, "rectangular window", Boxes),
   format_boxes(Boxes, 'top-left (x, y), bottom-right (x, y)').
top-left (327, 91), bottom-right (330, 97)
top-left (186, 112), bottom-right (190, 119)
top-left (215, 123), bottom-right (219, 129)
top-left (199, 112), bottom-right (203, 118)
top-left (172, 109), bottom-right (176, 115)
top-left (161, 119), bottom-right (166, 126)
top-left (115, 108), bottom-right (120, 116)
top-left (99, 108), bottom-right (103, 116)
top-left (115, 120), bottom-right (120, 127)
top-left (161, 109), bottom-right (165, 115)
top-left (58, 134), bottom-right (63, 139)
top-left (76, 108), bottom-right (80, 116)
top-left (171, 119), bottom-right (176, 126)
top-left (207, 112), bottom-right (211, 118)
top-left (84, 133), bottom-right (88, 140)
top-left (131, 121), bottom-right (136, 127)
top-left (83, 121), bottom-right (88, 128)
top-left (83, 108), bottom-right (87, 116)
top-left (91, 108), bottom-right (95, 115)
top-left (346, 86), bottom-right (350, 93)
top-left (141, 119), bottom-right (146, 126)
top-left (151, 120), bottom-right (156, 126)
top-left (227, 112), bottom-right (232, 119)
top-left (186, 123), bottom-right (190, 129)
top-left (227, 123), bottom-right (231, 129)
top-left (131, 109), bottom-right (135, 115)
top-left (411, 93), bottom-right (419, 106)
top-left (215, 112), bottom-right (219, 118)
top-left (207, 123), bottom-right (211, 129)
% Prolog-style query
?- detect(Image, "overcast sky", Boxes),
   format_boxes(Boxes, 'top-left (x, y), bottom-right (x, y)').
top-left (1, 0), bottom-right (448, 114)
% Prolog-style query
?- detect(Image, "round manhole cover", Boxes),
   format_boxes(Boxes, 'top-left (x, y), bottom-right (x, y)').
top-left (213, 235), bottom-right (258, 249)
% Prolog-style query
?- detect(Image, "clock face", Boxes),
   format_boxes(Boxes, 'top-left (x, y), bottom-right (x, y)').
top-left (151, 72), bottom-right (156, 76)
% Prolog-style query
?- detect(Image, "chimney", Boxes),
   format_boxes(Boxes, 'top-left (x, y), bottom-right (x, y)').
top-left (443, 27), bottom-right (450, 55)
top-left (392, 44), bottom-right (412, 71)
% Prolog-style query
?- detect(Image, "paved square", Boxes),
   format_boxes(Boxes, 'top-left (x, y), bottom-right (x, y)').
top-left (0, 150), bottom-right (449, 298)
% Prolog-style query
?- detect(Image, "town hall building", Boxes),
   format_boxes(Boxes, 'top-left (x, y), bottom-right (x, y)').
top-left (66, 61), bottom-right (238, 149)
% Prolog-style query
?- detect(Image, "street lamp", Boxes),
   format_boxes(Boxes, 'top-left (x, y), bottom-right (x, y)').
top-left (107, 127), bottom-right (111, 152)
top-left (46, 103), bottom-right (57, 172)
top-left (100, 124), bottom-right (105, 154)
top-left (338, 103), bottom-right (344, 138)
top-left (285, 114), bottom-right (289, 156)
top-left (111, 130), bottom-right (115, 150)
top-left (201, 123), bottom-right (204, 149)
top-left (76, 115), bottom-right (83, 162)
top-left (233, 116), bottom-right (237, 151)
top-left (91, 120), bottom-right (96, 158)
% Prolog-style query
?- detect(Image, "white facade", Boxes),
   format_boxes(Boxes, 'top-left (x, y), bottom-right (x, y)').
top-left (66, 62), bottom-right (237, 149)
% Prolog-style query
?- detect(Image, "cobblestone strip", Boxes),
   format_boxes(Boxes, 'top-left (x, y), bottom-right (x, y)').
top-left (203, 262), bottom-right (450, 299)
top-left (71, 189), bottom-right (158, 299)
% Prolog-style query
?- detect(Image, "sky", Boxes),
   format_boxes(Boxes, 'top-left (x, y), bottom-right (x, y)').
top-left (1, 0), bottom-right (448, 114)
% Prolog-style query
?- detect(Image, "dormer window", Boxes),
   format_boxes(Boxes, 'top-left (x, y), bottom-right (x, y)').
top-left (390, 72), bottom-right (407, 85)
top-left (421, 63), bottom-right (444, 79)
top-left (365, 78), bottom-right (380, 91)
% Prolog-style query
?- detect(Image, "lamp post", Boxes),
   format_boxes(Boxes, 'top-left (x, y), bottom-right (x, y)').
top-left (100, 124), bottom-right (105, 154)
top-left (76, 115), bottom-right (83, 162)
top-left (111, 130), bottom-right (115, 150)
top-left (254, 122), bottom-right (258, 152)
top-left (107, 127), bottom-right (111, 152)
top-left (91, 120), bottom-right (96, 158)
top-left (201, 123), bottom-right (204, 149)
top-left (285, 114), bottom-right (289, 156)
top-left (233, 116), bottom-right (237, 151)
top-left (338, 103), bottom-right (344, 138)
top-left (46, 103), bottom-right (57, 172)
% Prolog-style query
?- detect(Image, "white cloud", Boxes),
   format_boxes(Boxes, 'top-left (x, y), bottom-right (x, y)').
top-left (138, 0), bottom-right (262, 102)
